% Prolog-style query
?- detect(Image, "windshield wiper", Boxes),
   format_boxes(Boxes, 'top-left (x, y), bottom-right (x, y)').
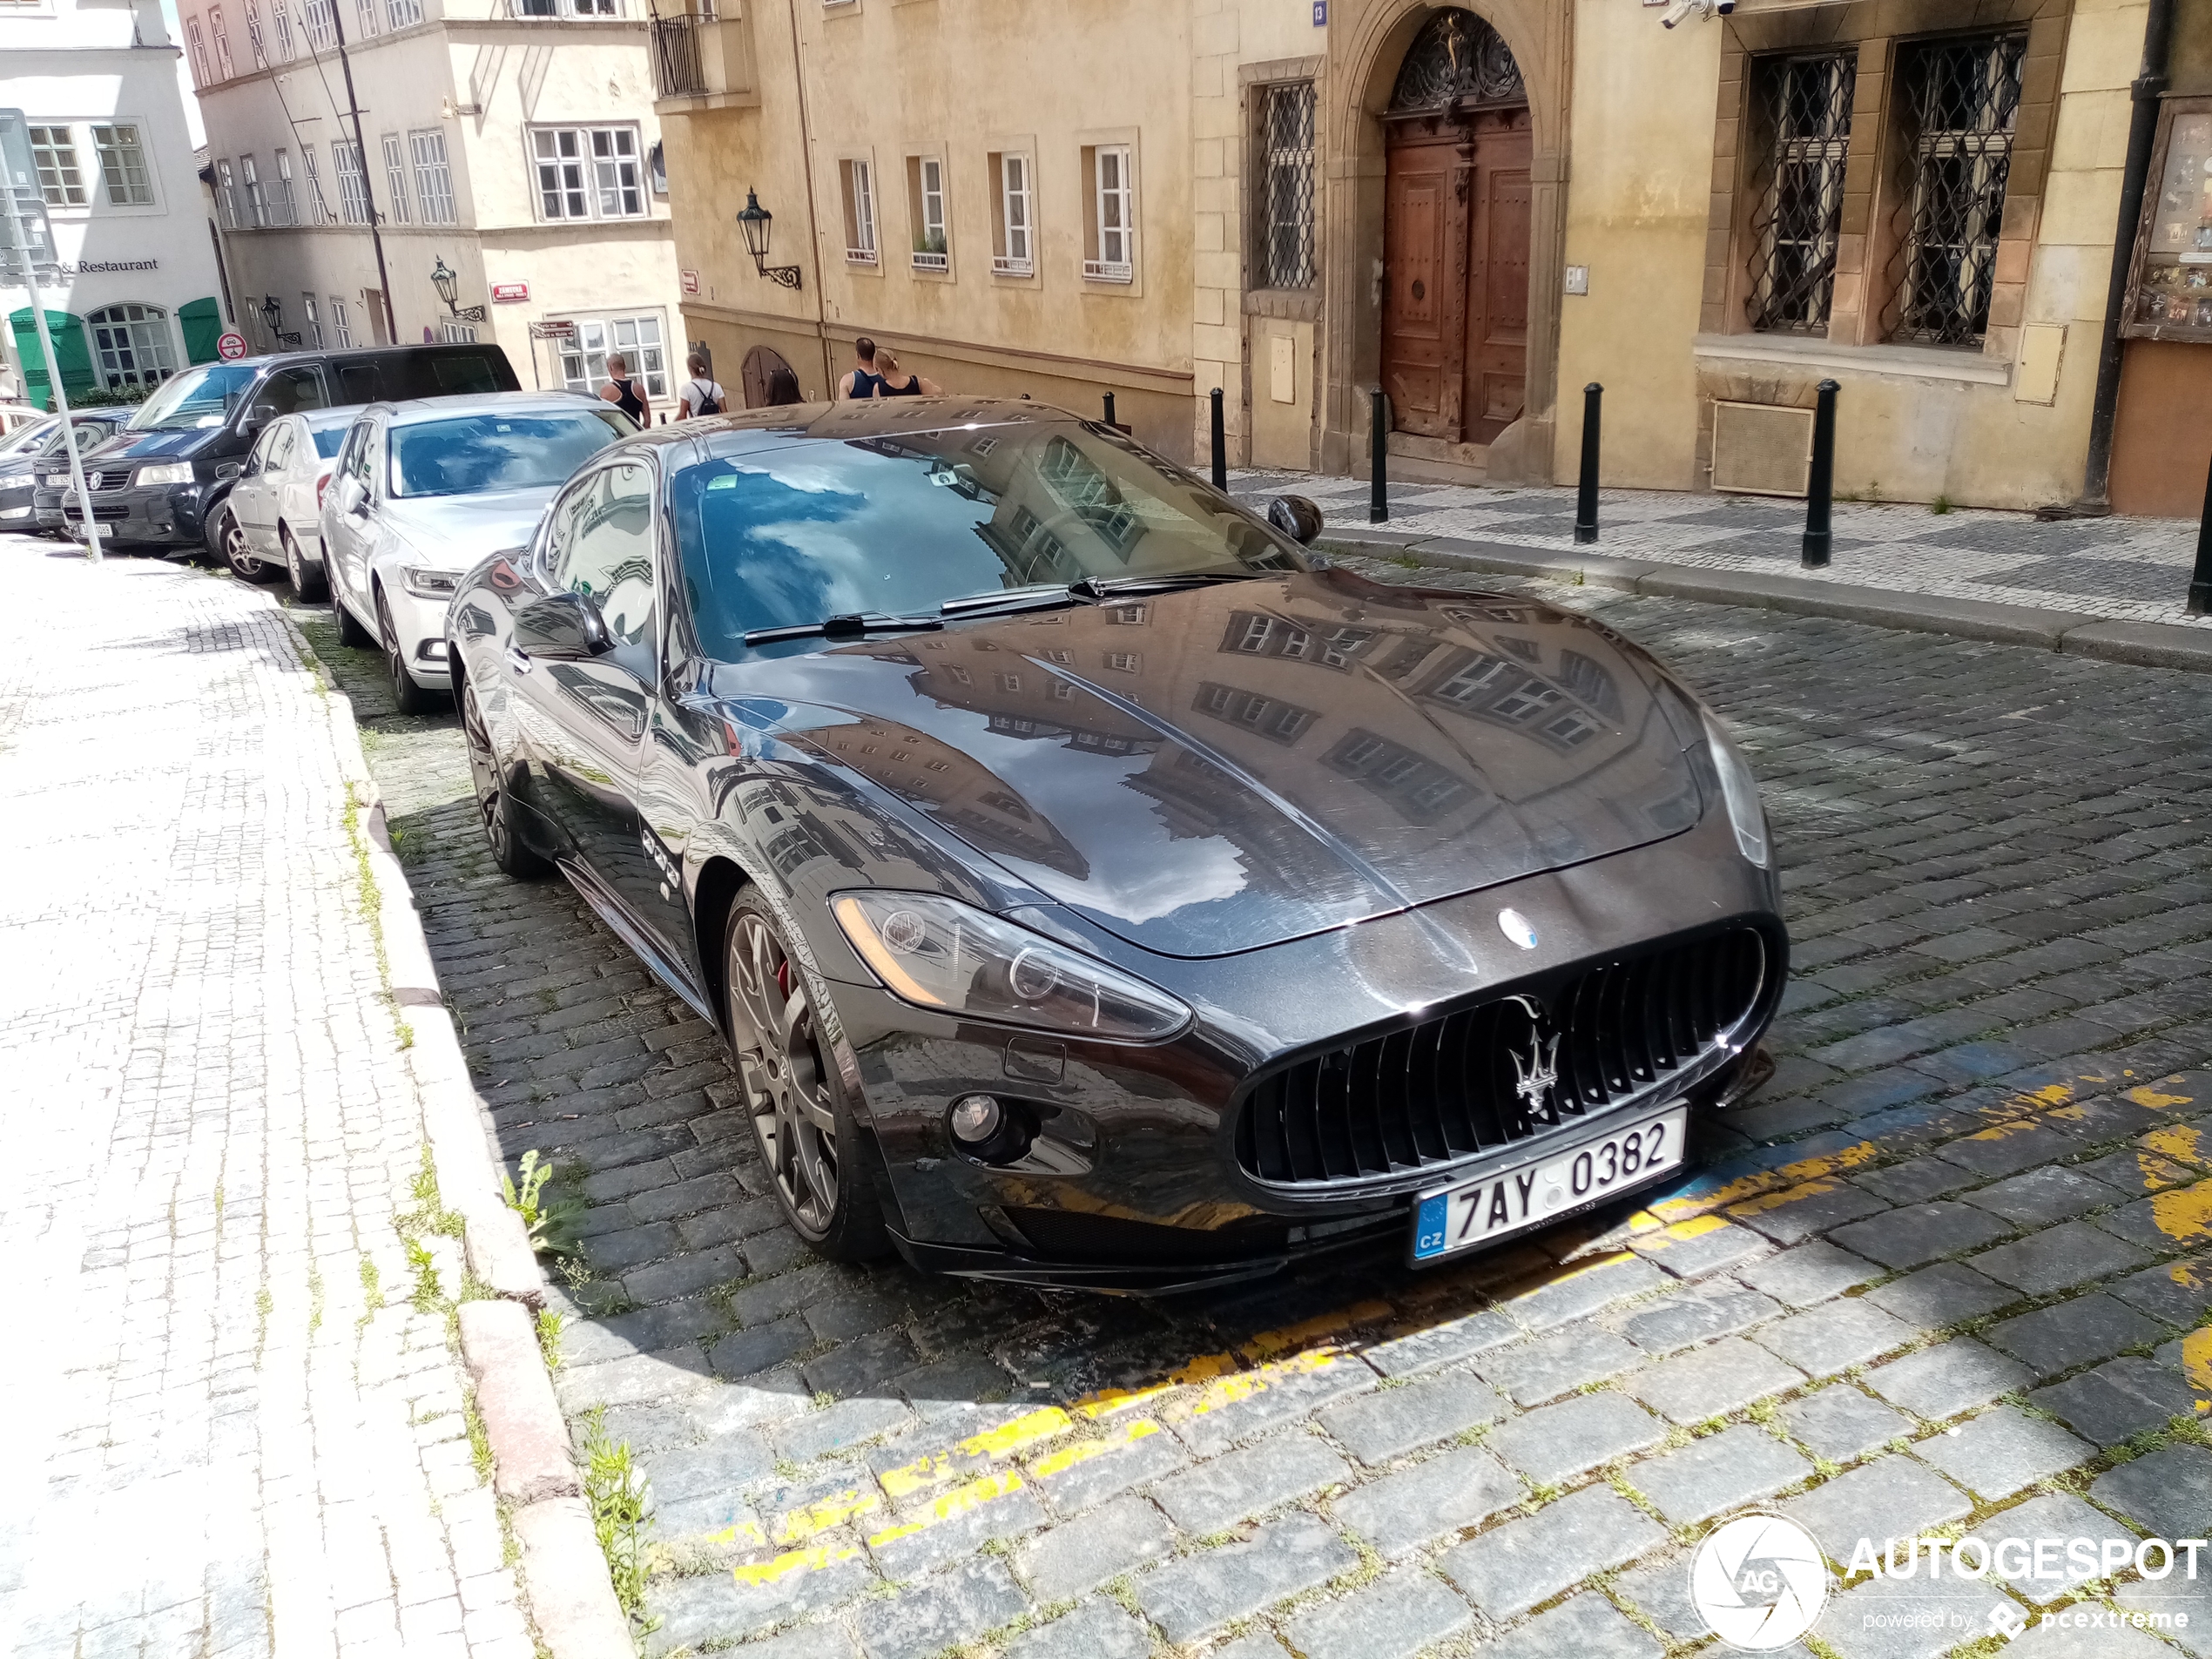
top-left (939, 583), bottom-right (1083, 617)
top-left (1069, 571), bottom-right (1257, 600)
top-left (744, 612), bottom-right (945, 647)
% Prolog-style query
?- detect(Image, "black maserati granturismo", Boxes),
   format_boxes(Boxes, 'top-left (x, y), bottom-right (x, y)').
top-left (446, 396), bottom-right (1787, 1291)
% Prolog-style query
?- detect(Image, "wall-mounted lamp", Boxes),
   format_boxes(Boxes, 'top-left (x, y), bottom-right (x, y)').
top-left (430, 256), bottom-right (488, 322)
top-left (736, 189), bottom-right (803, 290)
top-left (259, 294), bottom-right (302, 348)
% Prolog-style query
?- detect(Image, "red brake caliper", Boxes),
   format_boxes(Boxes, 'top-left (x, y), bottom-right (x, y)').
top-left (776, 961), bottom-right (792, 997)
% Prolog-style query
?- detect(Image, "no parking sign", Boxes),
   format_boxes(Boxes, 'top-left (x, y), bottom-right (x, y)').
top-left (216, 331), bottom-right (248, 361)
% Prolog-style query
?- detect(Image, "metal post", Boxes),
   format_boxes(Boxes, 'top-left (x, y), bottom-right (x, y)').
top-left (1803, 378), bottom-right (1840, 570)
top-left (2, 192), bottom-right (99, 562)
top-left (1102, 392), bottom-right (1116, 427)
top-left (1369, 388), bottom-right (1389, 524)
top-left (1209, 388), bottom-right (1226, 491)
top-left (2188, 447), bottom-right (2212, 616)
top-left (1574, 382), bottom-right (1602, 545)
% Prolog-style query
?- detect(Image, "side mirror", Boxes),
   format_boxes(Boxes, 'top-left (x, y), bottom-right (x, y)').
top-left (240, 401), bottom-right (280, 437)
top-left (514, 590), bottom-right (613, 661)
top-left (337, 475), bottom-right (370, 516)
top-left (1267, 495), bottom-right (1325, 546)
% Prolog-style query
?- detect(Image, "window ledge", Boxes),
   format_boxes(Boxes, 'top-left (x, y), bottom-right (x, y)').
top-left (1692, 332), bottom-right (2009, 387)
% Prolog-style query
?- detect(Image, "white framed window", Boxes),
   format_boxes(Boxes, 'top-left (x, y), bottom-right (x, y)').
top-left (439, 320), bottom-right (478, 343)
top-left (379, 134), bottom-right (410, 223)
top-left (351, 0), bottom-right (377, 36)
top-left (214, 157), bottom-right (240, 226)
top-left (840, 158), bottom-right (876, 264)
top-left (908, 155), bottom-right (947, 272)
top-left (385, 0), bottom-right (421, 24)
top-left (300, 144), bottom-right (330, 222)
top-left (332, 139), bottom-right (368, 224)
top-left (301, 291), bottom-right (321, 347)
top-left (328, 295), bottom-right (352, 346)
top-left (531, 127), bottom-right (643, 220)
top-left (1084, 143), bottom-right (1135, 281)
top-left (210, 6), bottom-right (234, 77)
top-left (992, 152), bottom-right (1032, 275)
top-left (271, 0), bottom-right (293, 57)
top-left (409, 130), bottom-right (455, 224)
top-left (240, 153), bottom-right (266, 226)
top-left (28, 126), bottom-right (86, 208)
top-left (86, 304), bottom-right (179, 391)
top-left (519, 0), bottom-right (616, 13)
top-left (92, 125), bottom-right (154, 206)
top-left (302, 0), bottom-right (334, 50)
top-left (186, 17), bottom-right (212, 83)
top-left (558, 314), bottom-right (667, 397)
top-left (266, 147), bottom-right (295, 224)
top-left (245, 0), bottom-right (263, 61)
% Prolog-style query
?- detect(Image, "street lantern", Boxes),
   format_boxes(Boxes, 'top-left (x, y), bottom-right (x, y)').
top-left (430, 256), bottom-right (487, 322)
top-left (259, 294), bottom-right (301, 348)
top-left (737, 188), bottom-right (802, 290)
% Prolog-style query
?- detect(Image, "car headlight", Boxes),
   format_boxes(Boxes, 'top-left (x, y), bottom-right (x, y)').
top-left (831, 890), bottom-right (1191, 1042)
top-left (135, 462), bottom-right (195, 487)
top-left (1702, 711), bottom-right (1770, 868)
top-left (400, 565), bottom-right (461, 600)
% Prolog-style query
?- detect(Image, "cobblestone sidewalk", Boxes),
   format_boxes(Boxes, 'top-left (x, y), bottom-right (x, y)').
top-left (1231, 469), bottom-right (2212, 631)
top-left (0, 541), bottom-right (535, 1659)
top-left (319, 560), bottom-right (2212, 1659)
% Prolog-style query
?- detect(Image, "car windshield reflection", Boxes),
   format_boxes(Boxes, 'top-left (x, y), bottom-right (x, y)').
top-left (387, 409), bottom-right (632, 498)
top-left (671, 421), bottom-right (1304, 659)
top-left (128, 364), bottom-right (260, 431)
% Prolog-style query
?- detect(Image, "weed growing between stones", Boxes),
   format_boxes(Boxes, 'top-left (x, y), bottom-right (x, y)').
top-left (577, 1406), bottom-right (658, 1631)
top-left (536, 1308), bottom-right (566, 1372)
top-left (501, 1149), bottom-right (586, 1259)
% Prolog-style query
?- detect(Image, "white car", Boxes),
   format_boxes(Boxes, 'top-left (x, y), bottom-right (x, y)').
top-left (322, 393), bottom-right (633, 713)
top-left (223, 407), bottom-right (361, 596)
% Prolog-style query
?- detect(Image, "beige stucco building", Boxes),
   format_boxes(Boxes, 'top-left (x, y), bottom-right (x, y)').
top-left (659, 0), bottom-right (2210, 513)
top-left (187, 0), bottom-right (688, 403)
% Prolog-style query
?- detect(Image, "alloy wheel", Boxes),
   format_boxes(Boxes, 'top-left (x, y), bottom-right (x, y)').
top-left (726, 912), bottom-right (840, 1234)
top-left (460, 681), bottom-right (511, 862)
top-left (220, 509), bottom-right (266, 579)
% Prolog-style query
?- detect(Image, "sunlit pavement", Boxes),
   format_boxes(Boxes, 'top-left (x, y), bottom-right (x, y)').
top-left (172, 554), bottom-right (2212, 1656)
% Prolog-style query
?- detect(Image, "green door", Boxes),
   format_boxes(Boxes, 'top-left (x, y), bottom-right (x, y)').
top-left (8, 309), bottom-right (97, 407)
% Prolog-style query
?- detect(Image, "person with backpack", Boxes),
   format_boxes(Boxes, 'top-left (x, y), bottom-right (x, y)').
top-left (678, 354), bottom-right (727, 418)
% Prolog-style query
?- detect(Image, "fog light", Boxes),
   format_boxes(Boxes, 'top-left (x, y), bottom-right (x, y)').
top-left (949, 1094), bottom-right (1002, 1146)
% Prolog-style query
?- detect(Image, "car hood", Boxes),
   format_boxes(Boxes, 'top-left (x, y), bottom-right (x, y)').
top-left (375, 488), bottom-right (556, 567)
top-left (80, 427), bottom-right (214, 462)
top-left (721, 569), bottom-right (1710, 958)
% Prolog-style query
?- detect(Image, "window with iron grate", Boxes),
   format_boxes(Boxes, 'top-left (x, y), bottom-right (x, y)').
top-left (1745, 52), bottom-right (1854, 334)
top-left (1889, 33), bottom-right (2024, 347)
top-left (1253, 82), bottom-right (1316, 290)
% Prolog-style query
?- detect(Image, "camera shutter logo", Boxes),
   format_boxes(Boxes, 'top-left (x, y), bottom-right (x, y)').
top-left (1690, 1514), bottom-right (1830, 1650)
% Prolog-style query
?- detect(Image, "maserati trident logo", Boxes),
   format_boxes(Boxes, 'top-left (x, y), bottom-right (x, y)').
top-left (1512, 1026), bottom-right (1561, 1116)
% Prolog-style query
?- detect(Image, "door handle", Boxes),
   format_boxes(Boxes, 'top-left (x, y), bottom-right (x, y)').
top-left (506, 644), bottom-right (533, 675)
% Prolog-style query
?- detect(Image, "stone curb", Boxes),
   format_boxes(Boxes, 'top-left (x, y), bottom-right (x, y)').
top-left (287, 612), bottom-right (634, 1659)
top-left (1317, 528), bottom-right (2212, 672)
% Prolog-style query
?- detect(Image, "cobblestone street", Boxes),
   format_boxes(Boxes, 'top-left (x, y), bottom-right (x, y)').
top-left (0, 543), bottom-right (534, 1659)
top-left (309, 555), bottom-right (2212, 1659)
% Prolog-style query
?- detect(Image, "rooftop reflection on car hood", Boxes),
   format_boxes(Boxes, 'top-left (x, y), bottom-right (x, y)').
top-left (719, 570), bottom-right (1707, 958)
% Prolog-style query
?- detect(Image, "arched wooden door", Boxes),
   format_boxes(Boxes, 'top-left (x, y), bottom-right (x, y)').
top-left (1381, 10), bottom-right (1532, 448)
top-left (740, 344), bottom-right (795, 409)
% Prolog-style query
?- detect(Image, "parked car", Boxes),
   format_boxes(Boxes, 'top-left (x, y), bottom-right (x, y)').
top-left (1, 410), bottom-right (130, 530)
top-left (57, 343), bottom-right (519, 558)
top-left (222, 407), bottom-right (362, 594)
top-left (445, 398), bottom-right (1789, 1290)
top-left (324, 393), bottom-right (634, 713)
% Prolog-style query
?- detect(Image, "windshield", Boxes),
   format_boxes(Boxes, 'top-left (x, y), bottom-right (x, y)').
top-left (129, 365), bottom-right (260, 431)
top-left (671, 421), bottom-right (1303, 658)
top-left (1, 417), bottom-right (57, 456)
top-left (387, 409), bottom-right (631, 498)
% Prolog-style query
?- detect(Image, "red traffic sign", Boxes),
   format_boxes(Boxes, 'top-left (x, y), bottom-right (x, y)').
top-left (491, 281), bottom-right (529, 303)
top-left (216, 331), bottom-right (248, 361)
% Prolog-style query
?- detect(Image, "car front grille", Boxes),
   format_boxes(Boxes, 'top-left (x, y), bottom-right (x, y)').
top-left (1233, 926), bottom-right (1773, 1190)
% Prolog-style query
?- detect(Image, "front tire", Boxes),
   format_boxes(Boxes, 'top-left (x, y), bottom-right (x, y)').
top-left (723, 894), bottom-right (889, 1262)
top-left (214, 504), bottom-right (279, 583)
top-left (460, 674), bottom-right (550, 880)
top-left (282, 525), bottom-right (328, 601)
top-left (333, 579), bottom-right (374, 648)
top-left (374, 587), bottom-right (440, 715)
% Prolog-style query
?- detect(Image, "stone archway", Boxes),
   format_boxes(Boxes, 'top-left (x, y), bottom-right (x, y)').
top-left (1323, 0), bottom-right (1569, 485)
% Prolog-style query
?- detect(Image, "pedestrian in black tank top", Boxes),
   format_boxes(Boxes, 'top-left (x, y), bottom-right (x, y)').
top-left (871, 350), bottom-right (940, 397)
top-left (599, 354), bottom-right (651, 426)
top-left (839, 336), bottom-right (883, 401)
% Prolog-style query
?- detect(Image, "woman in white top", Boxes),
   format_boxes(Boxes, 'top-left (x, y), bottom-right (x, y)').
top-left (678, 353), bottom-right (729, 419)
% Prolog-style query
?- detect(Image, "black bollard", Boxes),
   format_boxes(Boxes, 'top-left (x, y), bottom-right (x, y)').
top-left (1574, 383), bottom-right (1602, 545)
top-left (1370, 388), bottom-right (1389, 524)
top-left (2190, 447), bottom-right (2212, 615)
top-left (1103, 392), bottom-right (1116, 427)
top-left (1803, 378), bottom-right (1840, 570)
top-left (1209, 388), bottom-right (1227, 490)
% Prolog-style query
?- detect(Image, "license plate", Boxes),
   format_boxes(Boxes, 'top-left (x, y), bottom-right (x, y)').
top-left (1413, 1104), bottom-right (1687, 1263)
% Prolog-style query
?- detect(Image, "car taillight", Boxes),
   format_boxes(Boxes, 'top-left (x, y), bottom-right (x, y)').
top-left (317, 469), bottom-right (332, 509)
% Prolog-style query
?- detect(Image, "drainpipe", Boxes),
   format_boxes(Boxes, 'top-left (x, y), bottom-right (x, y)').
top-left (784, 0), bottom-right (832, 395)
top-left (2064, 0), bottom-right (2175, 515)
